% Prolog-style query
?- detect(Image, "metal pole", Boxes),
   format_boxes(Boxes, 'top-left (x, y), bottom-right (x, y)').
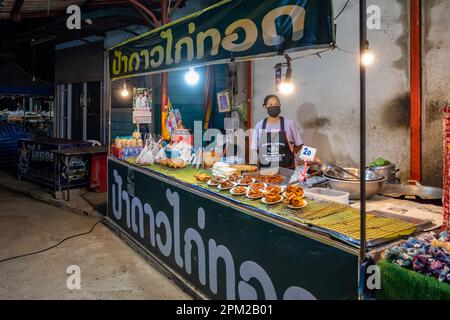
top-left (106, 49), bottom-right (112, 154)
top-left (161, 0), bottom-right (168, 139)
top-left (359, 0), bottom-right (367, 274)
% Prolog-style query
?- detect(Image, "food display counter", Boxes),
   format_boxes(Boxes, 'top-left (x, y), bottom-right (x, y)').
top-left (107, 156), bottom-right (434, 299)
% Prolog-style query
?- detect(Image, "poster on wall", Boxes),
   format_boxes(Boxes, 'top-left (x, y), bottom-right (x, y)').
top-left (133, 88), bottom-right (152, 124)
top-left (217, 90), bottom-right (231, 113)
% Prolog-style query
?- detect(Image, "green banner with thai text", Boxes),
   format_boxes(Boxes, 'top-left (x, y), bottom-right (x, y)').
top-left (109, 0), bottom-right (335, 80)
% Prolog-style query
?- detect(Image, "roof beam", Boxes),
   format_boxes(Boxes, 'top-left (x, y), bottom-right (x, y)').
top-left (127, 0), bottom-right (159, 27)
top-left (12, 10), bottom-right (67, 19)
top-left (169, 0), bottom-right (184, 19)
top-left (11, 0), bottom-right (25, 21)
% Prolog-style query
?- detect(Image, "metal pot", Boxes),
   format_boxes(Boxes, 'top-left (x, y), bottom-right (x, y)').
top-left (324, 167), bottom-right (387, 200)
top-left (369, 164), bottom-right (398, 184)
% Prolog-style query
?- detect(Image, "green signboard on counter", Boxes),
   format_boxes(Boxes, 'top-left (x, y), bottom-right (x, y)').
top-left (107, 158), bottom-right (358, 299)
top-left (109, 0), bottom-right (335, 80)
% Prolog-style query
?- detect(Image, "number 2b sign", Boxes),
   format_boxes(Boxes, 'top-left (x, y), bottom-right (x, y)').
top-left (299, 146), bottom-right (317, 162)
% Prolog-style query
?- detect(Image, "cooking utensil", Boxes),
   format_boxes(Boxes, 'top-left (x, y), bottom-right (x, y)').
top-left (381, 180), bottom-right (443, 200)
top-left (328, 162), bottom-right (361, 180)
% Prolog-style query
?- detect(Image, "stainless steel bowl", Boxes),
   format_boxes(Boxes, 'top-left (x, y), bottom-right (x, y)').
top-left (369, 164), bottom-right (398, 184)
top-left (324, 168), bottom-right (387, 200)
top-left (325, 167), bottom-right (384, 181)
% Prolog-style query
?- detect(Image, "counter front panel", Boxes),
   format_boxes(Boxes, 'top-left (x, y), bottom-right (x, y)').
top-left (108, 157), bottom-right (359, 300)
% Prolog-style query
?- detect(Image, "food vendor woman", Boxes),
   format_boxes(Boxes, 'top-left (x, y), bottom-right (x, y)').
top-left (251, 95), bottom-right (304, 170)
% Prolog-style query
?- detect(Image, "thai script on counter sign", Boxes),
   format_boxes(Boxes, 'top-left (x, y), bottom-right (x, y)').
top-left (111, 4), bottom-right (306, 76)
top-left (29, 144), bottom-right (54, 162)
top-left (111, 169), bottom-right (316, 300)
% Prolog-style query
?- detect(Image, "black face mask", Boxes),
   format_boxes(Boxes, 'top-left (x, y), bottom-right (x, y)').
top-left (267, 106), bottom-right (281, 118)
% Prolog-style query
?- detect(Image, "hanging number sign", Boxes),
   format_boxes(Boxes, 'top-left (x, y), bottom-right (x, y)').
top-left (299, 146), bottom-right (317, 162)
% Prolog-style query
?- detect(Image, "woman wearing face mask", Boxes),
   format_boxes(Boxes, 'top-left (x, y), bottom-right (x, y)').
top-left (250, 95), bottom-right (304, 170)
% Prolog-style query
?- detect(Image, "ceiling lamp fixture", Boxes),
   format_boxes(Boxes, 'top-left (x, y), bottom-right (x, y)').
top-left (276, 55), bottom-right (295, 95)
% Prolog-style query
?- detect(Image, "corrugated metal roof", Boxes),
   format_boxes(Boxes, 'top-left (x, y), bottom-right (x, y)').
top-left (1, 0), bottom-right (188, 20)
top-left (0, 0), bottom-right (88, 19)
top-left (0, 0), bottom-right (13, 19)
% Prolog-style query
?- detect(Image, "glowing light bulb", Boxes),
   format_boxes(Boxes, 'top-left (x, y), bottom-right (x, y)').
top-left (361, 50), bottom-right (375, 66)
top-left (185, 67), bottom-right (199, 85)
top-left (279, 81), bottom-right (294, 95)
top-left (121, 83), bottom-right (129, 97)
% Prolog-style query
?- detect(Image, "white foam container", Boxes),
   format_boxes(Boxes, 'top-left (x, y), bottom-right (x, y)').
top-left (304, 187), bottom-right (350, 205)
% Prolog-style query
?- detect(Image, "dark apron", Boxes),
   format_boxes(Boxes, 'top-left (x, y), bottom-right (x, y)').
top-left (258, 117), bottom-right (295, 170)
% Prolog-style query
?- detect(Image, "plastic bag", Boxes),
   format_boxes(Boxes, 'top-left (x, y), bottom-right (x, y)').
top-left (170, 141), bottom-right (192, 163)
top-left (289, 164), bottom-right (309, 187)
top-left (136, 135), bottom-right (160, 165)
top-left (155, 147), bottom-right (168, 163)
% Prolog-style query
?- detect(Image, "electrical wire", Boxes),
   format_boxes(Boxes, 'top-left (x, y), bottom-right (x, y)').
top-left (336, 46), bottom-right (356, 54)
top-left (168, 0), bottom-right (172, 19)
top-left (334, 0), bottom-right (351, 21)
top-left (290, 47), bottom-right (336, 61)
top-left (0, 218), bottom-right (105, 264)
top-left (286, 44), bottom-right (356, 64)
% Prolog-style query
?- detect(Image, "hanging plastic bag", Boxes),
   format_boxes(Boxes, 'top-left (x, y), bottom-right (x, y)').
top-left (289, 164), bottom-right (309, 187)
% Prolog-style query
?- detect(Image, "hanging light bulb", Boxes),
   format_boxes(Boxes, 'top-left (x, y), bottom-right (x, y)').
top-left (121, 83), bottom-right (129, 97)
top-left (185, 67), bottom-right (199, 85)
top-left (279, 80), bottom-right (294, 95)
top-left (278, 56), bottom-right (295, 95)
top-left (361, 41), bottom-right (375, 66)
top-left (361, 50), bottom-right (374, 66)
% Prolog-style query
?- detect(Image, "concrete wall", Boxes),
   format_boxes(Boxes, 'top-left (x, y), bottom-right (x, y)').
top-left (252, 0), bottom-right (411, 181)
top-left (422, 0), bottom-right (450, 187)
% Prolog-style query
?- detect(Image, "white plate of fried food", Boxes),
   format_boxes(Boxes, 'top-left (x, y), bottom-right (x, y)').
top-left (230, 186), bottom-right (248, 196)
top-left (217, 180), bottom-right (235, 190)
top-left (248, 182), bottom-right (267, 190)
top-left (282, 185), bottom-right (305, 198)
top-left (264, 185), bottom-right (285, 194)
top-left (246, 188), bottom-right (265, 199)
top-left (228, 174), bottom-right (242, 183)
top-left (254, 174), bottom-right (284, 185)
top-left (238, 176), bottom-right (255, 186)
top-left (207, 177), bottom-right (221, 186)
top-left (284, 194), bottom-right (308, 210)
top-left (261, 191), bottom-right (284, 205)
